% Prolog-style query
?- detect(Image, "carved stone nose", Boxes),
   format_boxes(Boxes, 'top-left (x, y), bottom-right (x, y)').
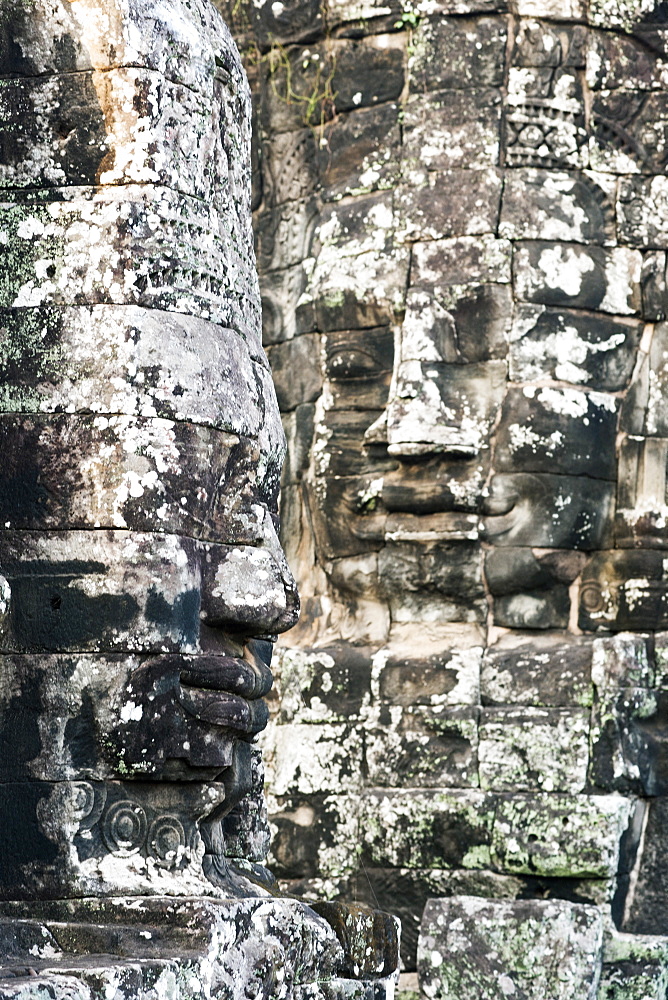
top-left (382, 362), bottom-right (481, 458)
top-left (364, 385), bottom-right (480, 457)
top-left (199, 514), bottom-right (300, 635)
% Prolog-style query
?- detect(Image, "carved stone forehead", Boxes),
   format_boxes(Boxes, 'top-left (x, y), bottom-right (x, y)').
top-left (0, 0), bottom-right (283, 469)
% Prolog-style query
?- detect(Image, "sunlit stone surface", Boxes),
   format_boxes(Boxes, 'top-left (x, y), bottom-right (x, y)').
top-left (220, 0), bottom-right (668, 993)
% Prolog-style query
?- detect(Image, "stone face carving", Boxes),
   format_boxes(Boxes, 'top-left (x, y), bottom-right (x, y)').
top-left (0, 2), bottom-right (399, 996)
top-left (222, 0), bottom-right (668, 987)
top-left (0, 0), bottom-right (296, 902)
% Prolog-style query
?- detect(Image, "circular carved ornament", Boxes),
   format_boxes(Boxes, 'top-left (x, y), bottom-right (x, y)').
top-left (71, 781), bottom-right (106, 829)
top-left (147, 816), bottom-right (186, 868)
top-left (71, 781), bottom-right (96, 821)
top-left (102, 800), bottom-right (148, 856)
top-left (580, 583), bottom-right (605, 614)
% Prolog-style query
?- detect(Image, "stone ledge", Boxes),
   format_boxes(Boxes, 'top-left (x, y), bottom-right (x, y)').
top-left (0, 896), bottom-right (399, 1000)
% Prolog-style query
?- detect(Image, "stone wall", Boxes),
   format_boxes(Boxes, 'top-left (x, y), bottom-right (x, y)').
top-left (220, 0), bottom-right (668, 984)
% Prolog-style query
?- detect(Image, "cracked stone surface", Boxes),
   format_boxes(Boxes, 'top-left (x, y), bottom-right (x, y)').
top-left (216, 0), bottom-right (668, 992)
top-left (0, 1), bottom-right (399, 997)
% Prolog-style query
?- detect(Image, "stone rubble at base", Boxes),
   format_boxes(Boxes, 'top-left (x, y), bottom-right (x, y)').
top-left (0, 896), bottom-right (398, 1000)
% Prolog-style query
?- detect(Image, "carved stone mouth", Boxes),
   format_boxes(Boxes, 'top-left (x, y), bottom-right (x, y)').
top-left (384, 511), bottom-right (481, 543)
top-left (177, 686), bottom-right (269, 735)
top-left (178, 650), bottom-right (273, 700)
top-left (176, 637), bottom-right (273, 736)
top-left (113, 636), bottom-right (275, 774)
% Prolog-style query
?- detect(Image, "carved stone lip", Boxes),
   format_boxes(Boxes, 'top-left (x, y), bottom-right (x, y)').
top-left (178, 651), bottom-right (272, 700)
top-left (175, 636), bottom-right (273, 734)
top-left (384, 511), bottom-right (480, 542)
top-left (479, 511), bottom-right (520, 543)
top-left (481, 493), bottom-right (518, 517)
top-left (177, 685), bottom-right (270, 735)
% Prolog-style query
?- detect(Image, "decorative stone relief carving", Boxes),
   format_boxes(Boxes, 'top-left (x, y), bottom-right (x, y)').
top-left (222, 0), bottom-right (668, 990)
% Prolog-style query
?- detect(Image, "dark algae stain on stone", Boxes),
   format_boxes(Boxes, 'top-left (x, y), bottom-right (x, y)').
top-left (0, 783), bottom-right (59, 896)
top-left (63, 690), bottom-right (98, 773)
top-left (0, 677), bottom-right (44, 779)
top-left (145, 586), bottom-right (200, 649)
top-left (8, 565), bottom-right (138, 651)
top-left (0, 464), bottom-right (54, 524)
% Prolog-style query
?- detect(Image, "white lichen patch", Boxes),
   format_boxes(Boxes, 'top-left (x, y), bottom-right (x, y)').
top-left (263, 723), bottom-right (364, 797)
top-left (589, 0), bottom-right (657, 29)
top-left (479, 708), bottom-right (590, 794)
top-left (535, 245), bottom-right (596, 297)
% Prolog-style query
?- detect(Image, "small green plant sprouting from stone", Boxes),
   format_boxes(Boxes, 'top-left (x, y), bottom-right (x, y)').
top-left (100, 735), bottom-right (148, 777)
top-left (235, 0), bottom-right (337, 133)
top-left (394, 6), bottom-right (419, 29)
top-left (394, 3), bottom-right (420, 56)
top-left (266, 42), bottom-right (337, 130)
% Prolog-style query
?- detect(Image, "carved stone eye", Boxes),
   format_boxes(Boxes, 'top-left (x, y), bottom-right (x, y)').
top-left (326, 349), bottom-right (382, 379)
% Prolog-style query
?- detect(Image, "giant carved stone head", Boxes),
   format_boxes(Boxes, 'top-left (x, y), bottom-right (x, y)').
top-left (0, 0), bottom-right (298, 900)
top-left (246, 0), bottom-right (668, 962)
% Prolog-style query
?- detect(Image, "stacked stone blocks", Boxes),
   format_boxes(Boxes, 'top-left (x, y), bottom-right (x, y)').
top-left (221, 0), bottom-right (668, 984)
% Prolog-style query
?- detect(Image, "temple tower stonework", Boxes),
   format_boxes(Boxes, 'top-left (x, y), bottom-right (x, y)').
top-left (0, 2), bottom-right (399, 997)
top-left (218, 0), bottom-right (668, 995)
